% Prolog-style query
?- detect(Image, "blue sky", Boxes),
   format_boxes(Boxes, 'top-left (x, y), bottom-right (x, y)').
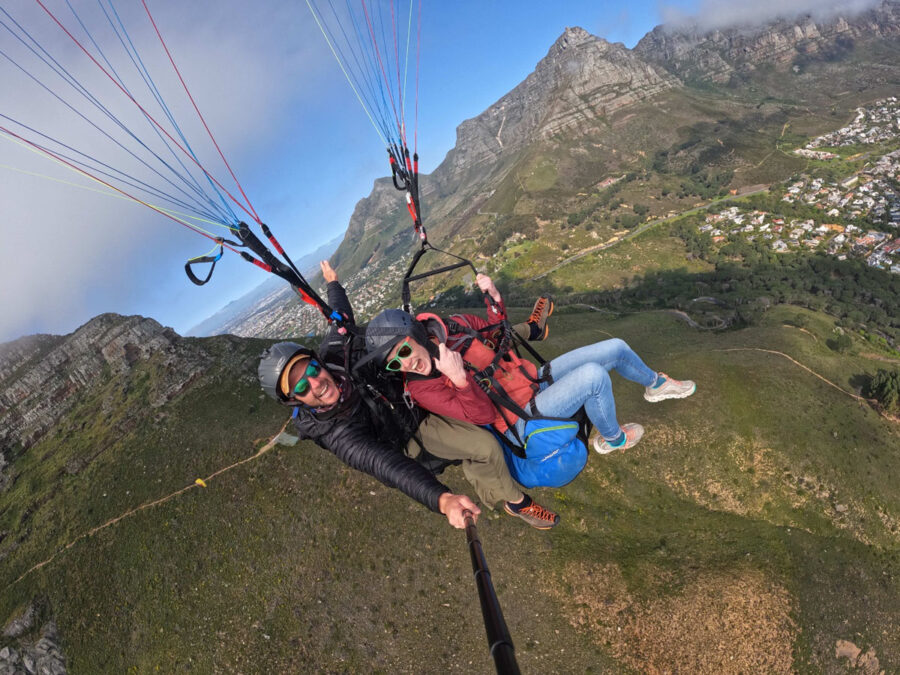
top-left (1, 0), bottom-right (780, 342)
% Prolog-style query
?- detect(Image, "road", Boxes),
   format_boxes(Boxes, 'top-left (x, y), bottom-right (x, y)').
top-left (528, 185), bottom-right (771, 281)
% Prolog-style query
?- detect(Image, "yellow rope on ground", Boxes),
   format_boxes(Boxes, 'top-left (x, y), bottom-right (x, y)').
top-left (6, 417), bottom-right (293, 590)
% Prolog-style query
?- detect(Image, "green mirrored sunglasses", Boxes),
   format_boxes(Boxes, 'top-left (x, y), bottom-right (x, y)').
top-left (292, 360), bottom-right (322, 396)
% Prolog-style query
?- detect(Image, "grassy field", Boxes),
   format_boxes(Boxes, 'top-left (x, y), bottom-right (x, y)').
top-left (2, 306), bottom-right (898, 673)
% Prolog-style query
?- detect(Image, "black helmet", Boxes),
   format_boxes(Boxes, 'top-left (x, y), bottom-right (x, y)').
top-left (258, 342), bottom-right (316, 402)
top-left (355, 309), bottom-right (429, 371)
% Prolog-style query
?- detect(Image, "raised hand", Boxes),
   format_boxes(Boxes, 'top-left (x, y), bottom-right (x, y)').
top-left (434, 343), bottom-right (468, 388)
top-left (320, 260), bottom-right (338, 283)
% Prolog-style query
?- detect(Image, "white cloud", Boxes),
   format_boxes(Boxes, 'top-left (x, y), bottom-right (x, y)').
top-left (659, 0), bottom-right (883, 32)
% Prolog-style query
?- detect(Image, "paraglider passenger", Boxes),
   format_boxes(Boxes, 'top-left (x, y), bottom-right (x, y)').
top-left (363, 273), bottom-right (696, 455)
top-left (257, 262), bottom-right (559, 530)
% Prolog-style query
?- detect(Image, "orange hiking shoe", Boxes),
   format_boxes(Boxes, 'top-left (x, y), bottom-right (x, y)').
top-left (526, 295), bottom-right (554, 341)
top-left (504, 495), bottom-right (560, 529)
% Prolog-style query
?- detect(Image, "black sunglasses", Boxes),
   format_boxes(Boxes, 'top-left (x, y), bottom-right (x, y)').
top-left (385, 341), bottom-right (414, 372)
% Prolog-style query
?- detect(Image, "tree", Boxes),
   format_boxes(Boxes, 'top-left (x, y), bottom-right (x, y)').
top-left (866, 369), bottom-right (900, 414)
top-left (827, 333), bottom-right (852, 353)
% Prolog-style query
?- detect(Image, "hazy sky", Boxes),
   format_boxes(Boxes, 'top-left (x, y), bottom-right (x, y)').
top-left (0, 0), bottom-right (880, 342)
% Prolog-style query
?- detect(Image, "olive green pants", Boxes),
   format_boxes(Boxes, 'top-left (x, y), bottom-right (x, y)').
top-left (407, 414), bottom-right (523, 508)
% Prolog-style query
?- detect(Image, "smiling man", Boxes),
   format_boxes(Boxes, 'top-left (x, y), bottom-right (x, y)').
top-left (256, 262), bottom-right (559, 530)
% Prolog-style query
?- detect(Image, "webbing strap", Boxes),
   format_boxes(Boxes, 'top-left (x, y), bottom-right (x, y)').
top-left (184, 243), bottom-right (224, 286)
top-left (186, 220), bottom-right (343, 323)
top-left (401, 242), bottom-right (478, 313)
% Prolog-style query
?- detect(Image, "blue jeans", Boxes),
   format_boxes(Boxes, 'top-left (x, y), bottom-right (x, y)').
top-left (508, 338), bottom-right (657, 442)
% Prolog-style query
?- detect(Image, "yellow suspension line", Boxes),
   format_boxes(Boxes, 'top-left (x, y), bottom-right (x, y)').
top-left (0, 131), bottom-right (235, 239)
top-left (304, 0), bottom-right (389, 147)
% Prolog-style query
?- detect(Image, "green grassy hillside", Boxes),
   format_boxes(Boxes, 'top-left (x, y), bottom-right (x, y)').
top-left (2, 308), bottom-right (898, 673)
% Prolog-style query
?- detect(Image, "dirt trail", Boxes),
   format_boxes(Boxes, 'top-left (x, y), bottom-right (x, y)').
top-left (6, 417), bottom-right (292, 590)
top-left (529, 186), bottom-right (770, 281)
top-left (713, 347), bottom-right (872, 402)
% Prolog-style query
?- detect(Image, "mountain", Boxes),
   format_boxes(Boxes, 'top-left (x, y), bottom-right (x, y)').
top-left (222, 1), bottom-right (900, 339)
top-left (0, 315), bottom-right (208, 466)
top-left (3, 7), bottom-right (900, 673)
top-left (2, 307), bottom-right (899, 672)
top-left (635, 2), bottom-right (900, 83)
top-left (185, 233), bottom-right (343, 337)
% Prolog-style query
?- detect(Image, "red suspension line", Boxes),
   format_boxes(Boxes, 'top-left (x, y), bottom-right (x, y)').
top-left (140, 0), bottom-right (261, 225)
top-left (414, 0), bottom-right (421, 155)
top-left (360, 0), bottom-right (405, 147)
top-left (0, 123), bottom-right (243, 252)
top-left (34, 0), bottom-right (262, 225)
top-left (389, 0), bottom-right (406, 144)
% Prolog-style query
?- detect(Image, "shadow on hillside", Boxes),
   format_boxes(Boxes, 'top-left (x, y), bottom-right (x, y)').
top-left (424, 257), bottom-right (899, 346)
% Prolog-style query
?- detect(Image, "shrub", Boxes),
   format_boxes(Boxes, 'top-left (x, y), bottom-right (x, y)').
top-left (866, 369), bottom-right (900, 414)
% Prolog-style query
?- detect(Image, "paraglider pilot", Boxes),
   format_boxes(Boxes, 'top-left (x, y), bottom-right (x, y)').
top-left (257, 262), bottom-right (560, 530)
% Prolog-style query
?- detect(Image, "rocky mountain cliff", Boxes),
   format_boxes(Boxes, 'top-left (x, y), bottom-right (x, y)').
top-left (334, 27), bottom-right (679, 272)
top-left (635, 0), bottom-right (900, 82)
top-left (0, 315), bottom-right (212, 480)
top-left (434, 27), bottom-right (677, 187)
top-left (225, 1), bottom-right (900, 340)
top-left (334, 3), bottom-right (900, 276)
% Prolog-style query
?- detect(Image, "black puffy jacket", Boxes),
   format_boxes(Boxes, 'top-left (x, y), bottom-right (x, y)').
top-left (291, 281), bottom-right (450, 512)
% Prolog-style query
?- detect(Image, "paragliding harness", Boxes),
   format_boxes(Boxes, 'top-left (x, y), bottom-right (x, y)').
top-left (314, 310), bottom-right (461, 477)
top-left (436, 313), bottom-right (590, 489)
top-left (399, 205), bottom-right (589, 489)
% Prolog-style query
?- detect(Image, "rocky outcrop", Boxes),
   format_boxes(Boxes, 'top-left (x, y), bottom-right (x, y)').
top-left (333, 26), bottom-right (678, 285)
top-left (339, 177), bottom-right (406, 256)
top-left (0, 611), bottom-right (67, 675)
top-left (439, 27), bottom-right (676, 184)
top-left (635, 1), bottom-right (900, 82)
top-left (0, 314), bottom-right (211, 470)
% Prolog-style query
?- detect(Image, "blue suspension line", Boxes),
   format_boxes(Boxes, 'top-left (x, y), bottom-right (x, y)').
top-left (335, 0), bottom-right (399, 146)
top-left (355, 2), bottom-right (401, 142)
top-left (103, 0), bottom-right (240, 226)
top-left (0, 10), bottom-right (226, 223)
top-left (0, 43), bottom-right (224, 224)
top-left (322, 0), bottom-right (394, 144)
top-left (375, 0), bottom-right (404, 142)
top-left (64, 0), bottom-right (234, 225)
top-left (0, 112), bottom-right (233, 224)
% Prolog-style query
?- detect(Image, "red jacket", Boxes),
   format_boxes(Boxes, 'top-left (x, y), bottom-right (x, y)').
top-left (404, 297), bottom-right (539, 433)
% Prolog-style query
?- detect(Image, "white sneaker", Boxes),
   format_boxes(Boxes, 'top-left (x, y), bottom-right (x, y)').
top-left (592, 423), bottom-right (644, 454)
top-left (644, 373), bottom-right (696, 402)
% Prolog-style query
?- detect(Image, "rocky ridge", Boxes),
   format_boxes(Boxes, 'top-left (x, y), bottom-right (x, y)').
top-left (436, 27), bottom-right (677, 186)
top-left (1, 602), bottom-right (66, 675)
top-left (336, 26), bottom-right (678, 272)
top-left (635, 1), bottom-right (900, 82)
top-left (0, 314), bottom-right (212, 486)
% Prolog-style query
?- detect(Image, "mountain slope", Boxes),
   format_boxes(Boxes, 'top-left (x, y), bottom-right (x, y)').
top-left (227, 2), bottom-right (900, 339)
top-left (1, 308), bottom-right (899, 672)
top-left (635, 1), bottom-right (900, 83)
